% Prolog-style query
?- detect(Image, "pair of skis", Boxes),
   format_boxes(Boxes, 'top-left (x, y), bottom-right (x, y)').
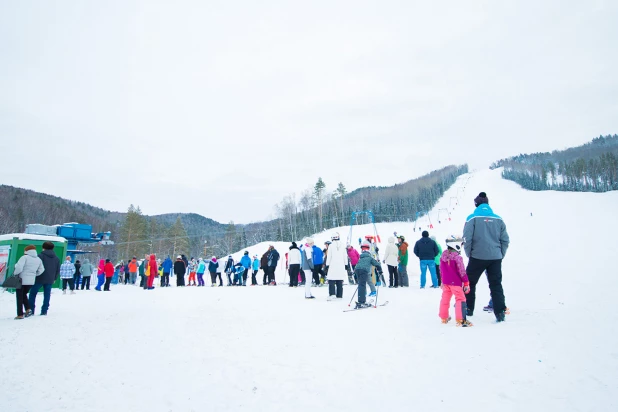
top-left (343, 300), bottom-right (389, 312)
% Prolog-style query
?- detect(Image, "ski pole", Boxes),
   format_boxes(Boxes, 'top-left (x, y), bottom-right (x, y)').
top-left (374, 282), bottom-right (379, 308)
top-left (348, 285), bottom-right (358, 307)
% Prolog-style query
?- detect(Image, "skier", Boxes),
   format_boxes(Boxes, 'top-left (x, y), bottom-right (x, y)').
top-left (161, 256), bottom-right (173, 287)
top-left (146, 254), bottom-right (157, 290)
top-left (396, 235), bottom-right (410, 287)
top-left (288, 242), bottom-right (301, 287)
top-left (251, 255), bottom-right (260, 286)
top-left (301, 239), bottom-right (315, 299)
top-left (413, 231), bottom-right (439, 288)
top-left (383, 237), bottom-right (399, 288)
top-left (240, 251), bottom-right (252, 286)
top-left (174, 255), bottom-right (186, 287)
top-left (208, 256), bottom-right (221, 286)
top-left (224, 255), bottom-right (235, 286)
top-left (346, 244), bottom-right (360, 284)
top-left (196, 258), bottom-right (206, 286)
top-left (267, 245), bottom-right (280, 285)
top-left (354, 240), bottom-right (381, 309)
top-left (430, 236), bottom-right (443, 286)
top-left (187, 258), bottom-right (197, 286)
top-left (438, 237), bottom-right (472, 327)
top-left (310, 240), bottom-right (325, 286)
top-left (463, 192), bottom-right (510, 322)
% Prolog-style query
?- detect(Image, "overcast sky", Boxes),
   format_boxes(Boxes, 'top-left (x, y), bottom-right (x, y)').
top-left (1, 0), bottom-right (617, 223)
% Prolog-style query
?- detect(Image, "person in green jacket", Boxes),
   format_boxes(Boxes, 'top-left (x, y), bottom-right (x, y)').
top-left (139, 257), bottom-right (146, 288)
top-left (430, 236), bottom-right (443, 286)
top-left (396, 234), bottom-right (410, 287)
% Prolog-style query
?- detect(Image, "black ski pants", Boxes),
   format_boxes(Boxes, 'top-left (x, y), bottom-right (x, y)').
top-left (251, 270), bottom-right (258, 285)
top-left (436, 265), bottom-right (442, 286)
top-left (16, 285), bottom-right (32, 316)
top-left (242, 268), bottom-right (248, 285)
top-left (312, 264), bottom-right (324, 285)
top-left (81, 276), bottom-right (91, 290)
top-left (62, 279), bottom-right (75, 291)
top-left (266, 266), bottom-right (276, 283)
top-left (289, 264), bottom-right (300, 286)
top-left (161, 273), bottom-right (170, 287)
top-left (356, 269), bottom-right (369, 304)
top-left (387, 265), bottom-right (398, 287)
top-left (103, 277), bottom-right (112, 291)
top-left (465, 257), bottom-right (505, 316)
top-left (328, 280), bottom-right (343, 298)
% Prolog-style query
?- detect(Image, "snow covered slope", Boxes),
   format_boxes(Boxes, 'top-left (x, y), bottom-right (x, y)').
top-left (1, 168), bottom-right (617, 412)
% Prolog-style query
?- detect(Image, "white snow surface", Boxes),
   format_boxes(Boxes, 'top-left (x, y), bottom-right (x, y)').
top-left (1, 168), bottom-right (618, 412)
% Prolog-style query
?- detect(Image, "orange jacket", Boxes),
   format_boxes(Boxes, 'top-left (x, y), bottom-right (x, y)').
top-left (129, 259), bottom-right (137, 272)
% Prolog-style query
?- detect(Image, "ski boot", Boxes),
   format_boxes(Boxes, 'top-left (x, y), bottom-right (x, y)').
top-left (496, 311), bottom-right (506, 322)
top-left (440, 317), bottom-right (452, 324)
top-left (483, 305), bottom-right (493, 312)
top-left (456, 319), bottom-right (473, 327)
top-left (368, 291), bottom-right (377, 297)
top-left (355, 302), bottom-right (372, 309)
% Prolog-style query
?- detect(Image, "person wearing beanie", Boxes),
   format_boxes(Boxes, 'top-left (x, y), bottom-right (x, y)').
top-left (288, 242), bottom-right (301, 287)
top-left (383, 237), bottom-right (400, 288)
top-left (174, 255), bottom-right (186, 287)
top-left (463, 191), bottom-right (510, 322)
top-left (208, 256), bottom-right (221, 286)
top-left (353, 240), bottom-right (381, 308)
top-left (266, 245), bottom-right (280, 285)
top-left (413, 231), bottom-right (440, 288)
top-left (161, 255), bottom-right (173, 287)
top-left (13, 245), bottom-right (44, 319)
top-left (251, 255), bottom-right (260, 285)
top-left (59, 256), bottom-right (76, 294)
top-left (103, 259), bottom-right (115, 291)
top-left (29, 241), bottom-right (60, 316)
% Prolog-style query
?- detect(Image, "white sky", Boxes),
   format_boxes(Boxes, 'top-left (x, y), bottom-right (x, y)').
top-left (1, 0), bottom-right (617, 223)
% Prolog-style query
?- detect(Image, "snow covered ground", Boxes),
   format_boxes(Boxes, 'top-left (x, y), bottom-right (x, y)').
top-left (1, 168), bottom-right (617, 412)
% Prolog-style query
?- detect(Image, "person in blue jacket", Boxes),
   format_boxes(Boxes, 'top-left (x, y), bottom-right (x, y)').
top-left (251, 255), bottom-right (260, 286)
top-left (161, 256), bottom-right (173, 287)
top-left (311, 243), bottom-right (325, 286)
top-left (239, 251), bottom-right (252, 286)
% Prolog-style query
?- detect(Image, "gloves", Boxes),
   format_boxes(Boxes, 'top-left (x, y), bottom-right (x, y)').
top-left (463, 282), bottom-right (470, 294)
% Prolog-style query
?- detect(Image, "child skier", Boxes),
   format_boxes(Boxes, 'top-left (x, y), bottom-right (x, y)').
top-left (438, 237), bottom-right (472, 327)
top-left (354, 240), bottom-right (382, 309)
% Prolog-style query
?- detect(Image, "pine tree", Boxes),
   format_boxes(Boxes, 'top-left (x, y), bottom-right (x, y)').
top-left (336, 182), bottom-right (347, 225)
top-left (314, 178), bottom-right (326, 230)
top-left (168, 216), bottom-right (189, 258)
top-left (118, 205), bottom-right (148, 259)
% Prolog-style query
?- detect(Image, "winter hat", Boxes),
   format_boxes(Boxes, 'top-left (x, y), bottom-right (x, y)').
top-left (290, 242), bottom-right (298, 249)
top-left (446, 236), bottom-right (464, 252)
top-left (244, 251), bottom-right (249, 255)
top-left (306, 238), bottom-right (314, 245)
top-left (474, 192), bottom-right (489, 207)
top-left (24, 245), bottom-right (36, 252)
top-left (422, 231), bottom-right (429, 238)
top-left (177, 255), bottom-right (182, 259)
top-left (105, 259), bottom-right (110, 263)
top-left (42, 241), bottom-right (54, 250)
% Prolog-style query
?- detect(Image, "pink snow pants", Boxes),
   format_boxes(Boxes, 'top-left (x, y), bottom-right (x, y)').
top-left (439, 285), bottom-right (466, 321)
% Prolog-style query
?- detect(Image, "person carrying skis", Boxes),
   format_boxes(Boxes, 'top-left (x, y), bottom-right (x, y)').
top-left (354, 240), bottom-right (381, 309)
top-left (438, 237), bottom-right (472, 327)
top-left (463, 192), bottom-right (510, 322)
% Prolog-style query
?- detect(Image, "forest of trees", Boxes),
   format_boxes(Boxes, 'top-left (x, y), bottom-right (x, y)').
top-left (490, 135), bottom-right (618, 192)
top-left (0, 164), bottom-right (468, 260)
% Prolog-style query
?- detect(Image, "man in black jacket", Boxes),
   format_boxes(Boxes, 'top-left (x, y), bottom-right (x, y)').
top-left (29, 241), bottom-right (60, 316)
top-left (174, 256), bottom-right (186, 287)
top-left (413, 231), bottom-right (439, 288)
top-left (267, 246), bottom-right (280, 285)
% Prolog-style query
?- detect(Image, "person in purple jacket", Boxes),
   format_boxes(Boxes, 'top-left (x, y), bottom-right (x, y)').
top-left (438, 237), bottom-right (472, 327)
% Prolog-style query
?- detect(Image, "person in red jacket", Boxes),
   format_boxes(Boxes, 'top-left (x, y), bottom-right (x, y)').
top-left (103, 259), bottom-right (115, 291)
top-left (147, 254), bottom-right (157, 290)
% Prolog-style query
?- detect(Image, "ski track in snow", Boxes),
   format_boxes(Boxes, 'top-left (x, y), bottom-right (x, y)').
top-left (1, 168), bottom-right (617, 412)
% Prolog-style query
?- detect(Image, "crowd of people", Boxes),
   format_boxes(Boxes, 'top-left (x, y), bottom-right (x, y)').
top-left (8, 191), bottom-right (510, 325)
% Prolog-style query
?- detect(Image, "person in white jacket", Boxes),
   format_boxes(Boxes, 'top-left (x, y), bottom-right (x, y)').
top-left (326, 239), bottom-right (346, 300)
top-left (287, 242), bottom-right (302, 287)
top-left (13, 245), bottom-right (44, 319)
top-left (301, 239), bottom-right (315, 299)
top-left (383, 237), bottom-right (400, 288)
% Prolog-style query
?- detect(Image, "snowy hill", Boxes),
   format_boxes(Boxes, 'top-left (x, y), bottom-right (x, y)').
top-left (1, 168), bottom-right (617, 412)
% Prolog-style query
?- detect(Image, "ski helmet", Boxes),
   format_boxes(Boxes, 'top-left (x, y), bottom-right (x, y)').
top-left (445, 236), bottom-right (464, 252)
top-left (398, 235), bottom-right (405, 241)
top-left (360, 240), bottom-right (371, 250)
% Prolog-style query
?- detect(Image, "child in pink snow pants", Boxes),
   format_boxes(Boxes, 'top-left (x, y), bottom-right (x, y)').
top-left (438, 237), bottom-right (472, 327)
